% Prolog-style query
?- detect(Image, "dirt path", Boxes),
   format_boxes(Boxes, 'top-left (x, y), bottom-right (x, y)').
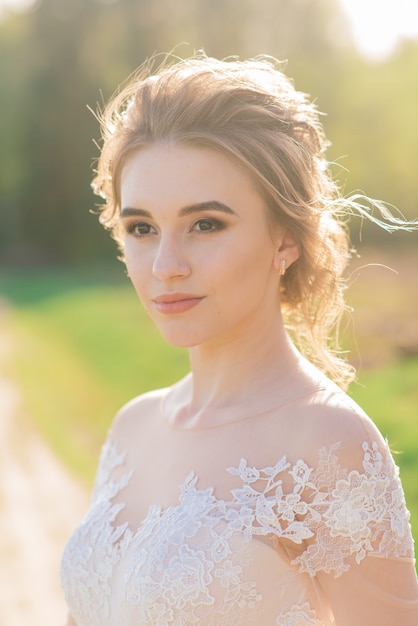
top-left (0, 312), bottom-right (89, 626)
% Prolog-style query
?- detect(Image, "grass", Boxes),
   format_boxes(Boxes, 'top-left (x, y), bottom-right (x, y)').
top-left (349, 358), bottom-right (418, 543)
top-left (0, 253), bottom-right (417, 551)
top-left (0, 265), bottom-right (189, 480)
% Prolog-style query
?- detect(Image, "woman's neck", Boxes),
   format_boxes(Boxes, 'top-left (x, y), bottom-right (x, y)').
top-left (167, 313), bottom-right (319, 429)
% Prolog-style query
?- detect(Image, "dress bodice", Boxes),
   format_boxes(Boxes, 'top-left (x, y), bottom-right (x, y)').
top-left (60, 436), bottom-right (416, 625)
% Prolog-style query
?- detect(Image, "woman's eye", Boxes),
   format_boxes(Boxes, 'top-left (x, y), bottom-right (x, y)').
top-left (127, 222), bottom-right (154, 237)
top-left (193, 218), bottom-right (224, 233)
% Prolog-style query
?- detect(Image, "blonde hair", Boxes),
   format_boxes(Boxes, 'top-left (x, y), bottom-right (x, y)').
top-left (92, 53), bottom-right (409, 389)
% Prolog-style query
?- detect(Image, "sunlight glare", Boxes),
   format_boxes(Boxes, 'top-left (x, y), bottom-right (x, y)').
top-left (339, 0), bottom-right (418, 59)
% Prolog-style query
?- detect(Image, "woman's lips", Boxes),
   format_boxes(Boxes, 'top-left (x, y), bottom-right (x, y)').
top-left (152, 294), bottom-right (204, 315)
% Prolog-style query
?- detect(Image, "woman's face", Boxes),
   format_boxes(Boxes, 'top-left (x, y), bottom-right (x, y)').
top-left (120, 142), bottom-right (293, 349)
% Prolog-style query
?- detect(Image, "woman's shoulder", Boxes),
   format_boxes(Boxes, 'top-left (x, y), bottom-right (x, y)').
top-left (108, 386), bottom-right (170, 443)
top-left (278, 380), bottom-right (388, 471)
top-left (119, 386), bottom-right (170, 415)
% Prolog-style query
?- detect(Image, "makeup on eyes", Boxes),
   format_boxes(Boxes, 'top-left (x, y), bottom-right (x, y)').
top-left (121, 201), bottom-right (234, 238)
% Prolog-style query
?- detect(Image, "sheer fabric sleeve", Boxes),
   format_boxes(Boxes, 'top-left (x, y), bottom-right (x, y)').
top-left (293, 438), bottom-right (418, 625)
top-left (90, 437), bottom-right (131, 503)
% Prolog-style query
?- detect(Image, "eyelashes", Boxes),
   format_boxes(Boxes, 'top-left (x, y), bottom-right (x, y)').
top-left (124, 217), bottom-right (226, 238)
top-left (192, 217), bottom-right (226, 232)
top-left (126, 221), bottom-right (155, 237)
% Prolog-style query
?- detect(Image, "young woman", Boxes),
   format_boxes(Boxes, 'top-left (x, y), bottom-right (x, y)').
top-left (61, 54), bottom-right (418, 625)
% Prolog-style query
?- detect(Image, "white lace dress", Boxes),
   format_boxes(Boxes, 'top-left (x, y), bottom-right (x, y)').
top-left (61, 401), bottom-right (417, 625)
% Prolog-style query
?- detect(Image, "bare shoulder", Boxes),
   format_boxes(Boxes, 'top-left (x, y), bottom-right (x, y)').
top-left (108, 386), bottom-right (170, 447)
top-left (283, 383), bottom-right (388, 470)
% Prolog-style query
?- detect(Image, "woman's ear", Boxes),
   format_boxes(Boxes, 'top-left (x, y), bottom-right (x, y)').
top-left (273, 229), bottom-right (300, 273)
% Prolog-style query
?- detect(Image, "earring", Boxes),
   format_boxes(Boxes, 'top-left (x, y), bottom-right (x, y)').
top-left (280, 259), bottom-right (286, 276)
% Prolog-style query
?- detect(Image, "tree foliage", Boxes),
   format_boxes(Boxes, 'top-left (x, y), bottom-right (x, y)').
top-left (0, 0), bottom-right (417, 264)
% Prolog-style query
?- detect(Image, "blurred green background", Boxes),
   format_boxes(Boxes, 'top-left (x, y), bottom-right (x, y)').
top-left (0, 0), bottom-right (417, 555)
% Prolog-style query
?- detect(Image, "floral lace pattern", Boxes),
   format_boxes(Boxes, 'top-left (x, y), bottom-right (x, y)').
top-left (276, 602), bottom-right (322, 625)
top-left (60, 446), bottom-right (134, 624)
top-left (228, 441), bottom-right (413, 576)
top-left (60, 440), bottom-right (414, 626)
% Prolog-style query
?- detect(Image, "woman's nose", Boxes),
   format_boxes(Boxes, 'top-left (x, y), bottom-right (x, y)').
top-left (152, 235), bottom-right (191, 281)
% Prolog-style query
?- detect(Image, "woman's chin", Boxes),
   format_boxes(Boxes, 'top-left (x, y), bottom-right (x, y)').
top-left (157, 329), bottom-right (204, 350)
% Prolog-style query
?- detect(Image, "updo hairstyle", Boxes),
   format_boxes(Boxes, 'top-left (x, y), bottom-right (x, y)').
top-left (93, 53), bottom-right (359, 387)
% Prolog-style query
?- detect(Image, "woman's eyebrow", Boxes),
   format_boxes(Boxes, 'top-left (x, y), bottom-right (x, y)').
top-left (120, 201), bottom-right (236, 220)
top-left (120, 207), bottom-right (151, 219)
top-left (179, 201), bottom-right (236, 216)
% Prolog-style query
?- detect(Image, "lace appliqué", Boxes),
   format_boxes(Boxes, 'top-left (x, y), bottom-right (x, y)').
top-left (121, 471), bottom-right (263, 624)
top-left (228, 441), bottom-right (414, 577)
top-left (61, 440), bottom-right (414, 626)
top-left (276, 601), bottom-right (321, 625)
top-left (60, 444), bottom-right (133, 625)
top-left (61, 443), bottom-right (263, 626)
